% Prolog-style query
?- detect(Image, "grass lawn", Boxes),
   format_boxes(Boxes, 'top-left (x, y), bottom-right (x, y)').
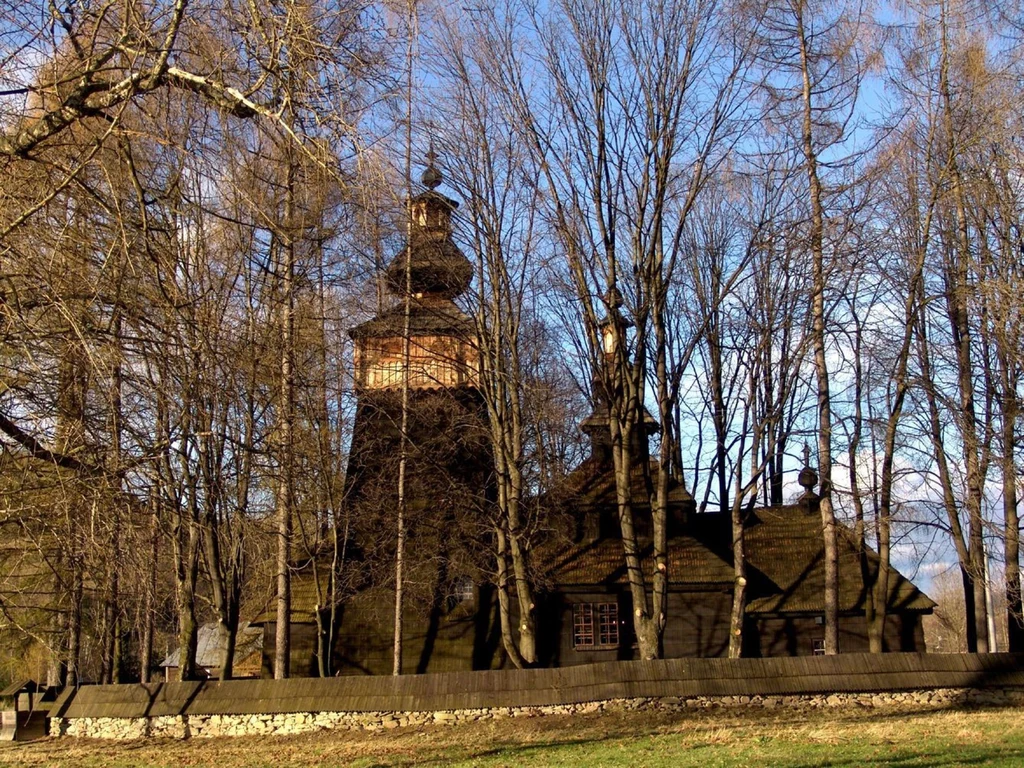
top-left (2, 706), bottom-right (1023, 767)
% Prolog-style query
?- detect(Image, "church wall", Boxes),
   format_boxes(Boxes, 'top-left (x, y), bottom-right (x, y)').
top-left (906, 614), bottom-right (926, 651)
top-left (545, 590), bottom-right (927, 664)
top-left (261, 594), bottom-right (928, 677)
top-left (260, 623), bottom-right (320, 678)
top-left (754, 613), bottom-right (926, 656)
top-left (540, 591), bottom-right (630, 667)
top-left (260, 585), bottom-right (507, 678)
top-left (330, 586), bottom-right (506, 675)
top-left (542, 589), bottom-right (734, 666)
top-left (662, 591), bottom-right (734, 658)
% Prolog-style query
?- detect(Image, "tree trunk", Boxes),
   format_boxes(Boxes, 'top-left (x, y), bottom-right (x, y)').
top-left (917, 304), bottom-right (980, 651)
top-left (140, 496), bottom-right (159, 683)
top-left (274, 154), bottom-right (297, 678)
top-left (711, 334), bottom-right (729, 516)
top-left (205, 524), bottom-right (240, 681)
top-left (937, 0), bottom-right (989, 653)
top-left (610, 413), bottom-right (658, 660)
top-left (102, 311), bottom-right (125, 684)
top-left (392, 0), bottom-right (417, 675)
top-left (848, 307), bottom-right (878, 651)
top-left (728, 492), bottom-right (747, 658)
top-left (173, 516), bottom-right (201, 681)
top-left (506, 494), bottom-right (538, 665)
top-left (795, 0), bottom-right (838, 654)
top-left (495, 527), bottom-right (527, 668)
top-left (99, 566), bottom-right (118, 684)
top-left (66, 563), bottom-right (84, 685)
top-left (1003, 384), bottom-right (1023, 651)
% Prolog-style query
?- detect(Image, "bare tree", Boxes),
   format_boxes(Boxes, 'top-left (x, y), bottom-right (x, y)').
top-left (756, 0), bottom-right (874, 654)
top-left (466, 0), bottom-right (761, 659)
top-left (425, 4), bottom-right (558, 666)
top-left (885, 0), bottom-right (1020, 652)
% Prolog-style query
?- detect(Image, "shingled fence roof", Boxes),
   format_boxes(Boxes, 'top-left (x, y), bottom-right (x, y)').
top-left (51, 653), bottom-right (1024, 719)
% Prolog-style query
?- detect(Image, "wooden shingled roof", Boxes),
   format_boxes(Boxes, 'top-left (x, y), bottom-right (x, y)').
top-left (546, 502), bottom-right (934, 615)
top-left (349, 296), bottom-right (472, 340)
top-left (0, 679), bottom-right (38, 698)
top-left (743, 505), bottom-right (935, 614)
top-left (251, 571), bottom-right (335, 624)
top-left (159, 622), bottom-right (263, 670)
top-left (560, 457), bottom-right (694, 511)
top-left (546, 535), bottom-right (733, 587)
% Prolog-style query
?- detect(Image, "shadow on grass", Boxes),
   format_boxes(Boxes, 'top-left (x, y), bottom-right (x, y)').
top-left (356, 738), bottom-right (1024, 768)
top-left (353, 704), bottom-right (1024, 768)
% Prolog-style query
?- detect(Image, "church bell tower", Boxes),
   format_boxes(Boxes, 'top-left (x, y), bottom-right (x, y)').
top-left (343, 153), bottom-right (491, 568)
top-left (351, 153), bottom-right (478, 393)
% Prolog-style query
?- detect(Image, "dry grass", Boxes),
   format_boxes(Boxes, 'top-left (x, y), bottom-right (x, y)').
top-left (3, 706), bottom-right (1024, 767)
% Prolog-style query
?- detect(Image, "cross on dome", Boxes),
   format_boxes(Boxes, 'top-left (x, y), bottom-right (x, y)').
top-left (422, 147), bottom-right (442, 190)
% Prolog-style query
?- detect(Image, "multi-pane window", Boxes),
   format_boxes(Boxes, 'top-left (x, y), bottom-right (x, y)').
top-left (372, 360), bottom-right (404, 388)
top-left (358, 336), bottom-right (477, 390)
top-left (445, 577), bottom-right (475, 612)
top-left (573, 602), bottom-right (619, 650)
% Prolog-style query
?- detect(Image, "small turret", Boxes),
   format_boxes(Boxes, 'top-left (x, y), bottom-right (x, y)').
top-left (580, 287), bottom-right (657, 464)
top-left (798, 444), bottom-right (820, 510)
top-left (385, 151), bottom-right (473, 299)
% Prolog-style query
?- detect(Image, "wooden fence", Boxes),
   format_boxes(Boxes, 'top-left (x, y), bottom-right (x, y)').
top-left (52, 653), bottom-right (1024, 720)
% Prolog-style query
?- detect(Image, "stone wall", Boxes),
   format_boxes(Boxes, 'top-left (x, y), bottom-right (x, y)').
top-left (53, 686), bottom-right (1024, 740)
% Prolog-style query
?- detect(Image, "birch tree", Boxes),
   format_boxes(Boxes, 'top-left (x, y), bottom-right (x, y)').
top-left (756, 0), bottom-right (873, 653)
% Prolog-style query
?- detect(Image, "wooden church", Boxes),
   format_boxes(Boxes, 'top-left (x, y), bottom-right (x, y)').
top-left (254, 158), bottom-right (934, 676)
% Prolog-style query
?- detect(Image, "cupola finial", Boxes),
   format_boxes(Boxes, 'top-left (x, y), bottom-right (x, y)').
top-left (798, 443), bottom-right (819, 507)
top-left (422, 145), bottom-right (442, 190)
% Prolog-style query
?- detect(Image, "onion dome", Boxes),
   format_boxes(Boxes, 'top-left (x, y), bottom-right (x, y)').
top-left (385, 153), bottom-right (473, 299)
top-left (798, 444), bottom-right (820, 505)
top-left (421, 149), bottom-right (443, 190)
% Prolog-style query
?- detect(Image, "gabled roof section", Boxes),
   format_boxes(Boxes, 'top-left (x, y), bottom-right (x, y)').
top-left (159, 622), bottom-right (263, 669)
top-left (744, 505), bottom-right (935, 614)
top-left (252, 570), bottom-right (336, 624)
top-left (0, 679), bottom-right (38, 697)
top-left (544, 502), bottom-right (934, 615)
top-left (559, 458), bottom-right (694, 511)
top-left (546, 535), bottom-right (733, 587)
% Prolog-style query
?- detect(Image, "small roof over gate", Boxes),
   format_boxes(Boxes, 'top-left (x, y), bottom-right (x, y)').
top-left (0, 680), bottom-right (38, 698)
